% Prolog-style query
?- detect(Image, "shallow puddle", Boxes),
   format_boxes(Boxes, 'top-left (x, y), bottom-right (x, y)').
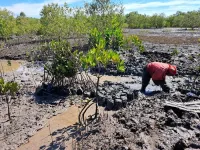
top-left (17, 104), bottom-right (109, 150)
top-left (89, 74), bottom-right (135, 84)
top-left (0, 60), bottom-right (23, 73)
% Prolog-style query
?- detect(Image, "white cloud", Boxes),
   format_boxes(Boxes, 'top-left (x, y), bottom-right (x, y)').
top-left (124, 0), bottom-right (200, 16)
top-left (0, 0), bottom-right (82, 18)
top-left (1, 0), bottom-right (200, 17)
top-left (124, 0), bottom-right (200, 10)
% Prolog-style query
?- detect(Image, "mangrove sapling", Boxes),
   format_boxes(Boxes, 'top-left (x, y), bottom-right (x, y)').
top-left (171, 48), bottom-right (179, 56)
top-left (79, 38), bottom-right (125, 124)
top-left (123, 35), bottom-right (145, 53)
top-left (36, 40), bottom-right (94, 97)
top-left (43, 40), bottom-right (79, 87)
top-left (0, 78), bottom-right (20, 121)
top-left (171, 48), bottom-right (179, 63)
top-left (88, 27), bottom-right (124, 51)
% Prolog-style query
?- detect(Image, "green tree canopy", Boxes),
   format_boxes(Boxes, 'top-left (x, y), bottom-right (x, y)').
top-left (40, 3), bottom-right (72, 38)
top-left (0, 9), bottom-right (16, 39)
top-left (84, 0), bottom-right (124, 32)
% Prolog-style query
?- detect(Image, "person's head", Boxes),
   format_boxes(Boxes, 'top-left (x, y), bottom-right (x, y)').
top-left (167, 65), bottom-right (177, 76)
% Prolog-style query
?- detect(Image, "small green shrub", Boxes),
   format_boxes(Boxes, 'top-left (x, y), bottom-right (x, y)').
top-left (196, 66), bottom-right (200, 71)
top-left (88, 27), bottom-right (124, 51)
top-left (44, 40), bottom-right (79, 86)
top-left (171, 48), bottom-right (179, 56)
top-left (188, 55), bottom-right (194, 61)
top-left (79, 38), bottom-right (125, 120)
top-left (88, 28), bottom-right (102, 49)
top-left (0, 78), bottom-right (20, 95)
top-left (80, 38), bottom-right (125, 72)
top-left (123, 35), bottom-right (145, 53)
top-left (0, 77), bottom-right (20, 120)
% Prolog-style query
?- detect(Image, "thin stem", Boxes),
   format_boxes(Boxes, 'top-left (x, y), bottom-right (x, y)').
top-left (6, 95), bottom-right (11, 121)
top-left (48, 121), bottom-right (53, 143)
top-left (95, 75), bottom-right (100, 119)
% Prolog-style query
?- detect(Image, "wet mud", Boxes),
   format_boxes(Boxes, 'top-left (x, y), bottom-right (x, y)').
top-left (0, 28), bottom-right (200, 150)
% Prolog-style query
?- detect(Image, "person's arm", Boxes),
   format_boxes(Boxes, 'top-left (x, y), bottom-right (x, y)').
top-left (153, 80), bottom-right (170, 92)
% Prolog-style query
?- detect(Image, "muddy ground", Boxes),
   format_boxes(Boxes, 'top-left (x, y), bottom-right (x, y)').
top-left (78, 29), bottom-right (200, 150)
top-left (0, 62), bottom-right (85, 150)
top-left (0, 28), bottom-right (200, 150)
top-left (80, 93), bottom-right (200, 150)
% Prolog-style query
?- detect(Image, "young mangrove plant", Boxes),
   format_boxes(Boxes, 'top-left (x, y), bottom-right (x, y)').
top-left (88, 27), bottom-right (124, 51)
top-left (171, 48), bottom-right (179, 56)
top-left (44, 40), bottom-right (79, 87)
top-left (79, 38), bottom-right (125, 124)
top-left (34, 39), bottom-right (95, 97)
top-left (0, 78), bottom-right (20, 121)
top-left (171, 48), bottom-right (179, 63)
top-left (123, 35), bottom-right (145, 53)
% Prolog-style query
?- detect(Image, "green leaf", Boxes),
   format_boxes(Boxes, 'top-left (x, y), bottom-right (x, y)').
top-left (118, 65), bottom-right (125, 72)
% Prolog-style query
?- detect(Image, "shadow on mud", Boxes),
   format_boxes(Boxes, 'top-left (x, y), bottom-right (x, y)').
top-left (39, 122), bottom-right (99, 150)
top-left (33, 84), bottom-right (75, 105)
top-left (39, 124), bottom-right (80, 150)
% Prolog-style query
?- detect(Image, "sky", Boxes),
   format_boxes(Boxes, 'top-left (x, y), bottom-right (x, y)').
top-left (0, 0), bottom-right (200, 18)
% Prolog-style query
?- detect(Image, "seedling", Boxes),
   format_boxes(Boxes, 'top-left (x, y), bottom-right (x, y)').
top-left (44, 40), bottom-right (79, 87)
top-left (79, 37), bottom-right (125, 124)
top-left (188, 55), bottom-right (194, 61)
top-left (88, 27), bottom-right (124, 51)
top-left (0, 78), bottom-right (20, 121)
top-left (171, 48), bottom-right (179, 56)
top-left (123, 35), bottom-right (145, 53)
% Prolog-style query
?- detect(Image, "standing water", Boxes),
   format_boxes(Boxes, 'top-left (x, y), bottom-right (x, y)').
top-left (0, 60), bottom-right (23, 73)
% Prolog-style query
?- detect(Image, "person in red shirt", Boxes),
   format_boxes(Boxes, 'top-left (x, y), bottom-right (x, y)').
top-left (140, 62), bottom-right (177, 93)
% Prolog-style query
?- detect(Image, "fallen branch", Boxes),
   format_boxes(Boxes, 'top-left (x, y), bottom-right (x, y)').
top-left (164, 101), bottom-right (200, 113)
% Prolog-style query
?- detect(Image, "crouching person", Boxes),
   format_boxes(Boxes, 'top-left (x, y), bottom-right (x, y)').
top-left (141, 62), bottom-right (177, 93)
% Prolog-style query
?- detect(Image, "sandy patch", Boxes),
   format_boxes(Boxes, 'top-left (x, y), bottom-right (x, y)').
top-left (0, 60), bottom-right (24, 73)
top-left (17, 103), bottom-right (110, 150)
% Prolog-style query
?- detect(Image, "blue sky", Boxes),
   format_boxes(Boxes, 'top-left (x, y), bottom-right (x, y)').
top-left (0, 0), bottom-right (200, 18)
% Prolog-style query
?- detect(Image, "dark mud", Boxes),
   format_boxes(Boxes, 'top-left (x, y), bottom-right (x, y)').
top-left (0, 38), bottom-right (87, 60)
top-left (80, 93), bottom-right (200, 150)
top-left (0, 62), bottom-right (85, 150)
top-left (91, 47), bottom-right (199, 77)
top-left (75, 28), bottom-right (200, 149)
top-left (0, 28), bottom-right (200, 150)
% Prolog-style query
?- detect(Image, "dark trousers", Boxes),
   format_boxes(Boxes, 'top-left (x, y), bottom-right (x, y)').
top-left (141, 66), bottom-right (169, 92)
top-left (141, 66), bottom-right (151, 91)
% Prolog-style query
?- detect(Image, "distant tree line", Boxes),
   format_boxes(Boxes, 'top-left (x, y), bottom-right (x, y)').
top-left (0, 2), bottom-right (199, 39)
top-left (0, 0), bottom-right (123, 40)
top-left (125, 10), bottom-right (200, 29)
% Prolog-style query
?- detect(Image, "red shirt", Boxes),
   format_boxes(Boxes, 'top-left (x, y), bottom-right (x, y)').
top-left (147, 62), bottom-right (170, 81)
